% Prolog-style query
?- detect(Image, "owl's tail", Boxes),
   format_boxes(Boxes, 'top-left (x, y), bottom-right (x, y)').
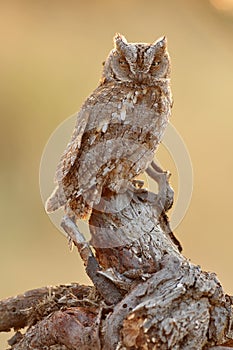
top-left (45, 186), bottom-right (92, 219)
top-left (45, 186), bottom-right (66, 213)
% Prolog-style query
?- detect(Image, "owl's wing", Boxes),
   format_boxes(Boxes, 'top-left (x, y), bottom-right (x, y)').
top-left (47, 84), bottom-right (118, 214)
top-left (55, 84), bottom-right (114, 183)
top-left (55, 109), bottom-right (90, 182)
top-left (46, 86), bottom-right (116, 214)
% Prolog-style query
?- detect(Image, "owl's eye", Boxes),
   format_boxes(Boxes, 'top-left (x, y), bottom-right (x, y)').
top-left (151, 60), bottom-right (161, 67)
top-left (119, 58), bottom-right (128, 68)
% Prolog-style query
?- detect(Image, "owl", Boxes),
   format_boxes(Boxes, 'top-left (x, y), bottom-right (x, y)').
top-left (46, 33), bottom-right (172, 219)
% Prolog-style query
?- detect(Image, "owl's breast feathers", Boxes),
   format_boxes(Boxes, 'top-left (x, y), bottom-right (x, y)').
top-left (56, 80), bottom-right (171, 181)
top-left (46, 80), bottom-right (172, 218)
top-left (83, 79), bottom-right (172, 140)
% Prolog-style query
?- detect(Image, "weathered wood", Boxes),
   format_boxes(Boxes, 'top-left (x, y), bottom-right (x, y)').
top-left (0, 284), bottom-right (94, 332)
top-left (9, 308), bottom-right (100, 350)
top-left (61, 215), bottom-right (123, 305)
top-left (102, 257), bottom-right (232, 349)
top-left (1, 189), bottom-right (233, 349)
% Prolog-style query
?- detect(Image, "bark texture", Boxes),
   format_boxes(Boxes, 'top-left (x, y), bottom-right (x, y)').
top-left (1, 189), bottom-right (233, 349)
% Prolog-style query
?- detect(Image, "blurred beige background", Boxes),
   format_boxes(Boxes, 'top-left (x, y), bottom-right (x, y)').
top-left (0, 0), bottom-right (233, 347)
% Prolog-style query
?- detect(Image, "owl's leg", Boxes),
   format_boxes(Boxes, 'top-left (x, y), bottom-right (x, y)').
top-left (146, 161), bottom-right (174, 211)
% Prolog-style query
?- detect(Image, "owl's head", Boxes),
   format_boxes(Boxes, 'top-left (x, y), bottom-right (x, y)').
top-left (102, 33), bottom-right (171, 85)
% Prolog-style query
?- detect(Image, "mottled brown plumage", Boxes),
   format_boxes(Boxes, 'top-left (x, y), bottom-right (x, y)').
top-left (46, 33), bottom-right (172, 218)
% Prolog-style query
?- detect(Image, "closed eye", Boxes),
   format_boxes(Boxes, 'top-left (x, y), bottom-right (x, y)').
top-left (151, 60), bottom-right (161, 67)
top-left (119, 58), bottom-right (129, 68)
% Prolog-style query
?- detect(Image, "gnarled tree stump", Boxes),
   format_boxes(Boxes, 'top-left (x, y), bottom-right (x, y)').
top-left (0, 188), bottom-right (233, 349)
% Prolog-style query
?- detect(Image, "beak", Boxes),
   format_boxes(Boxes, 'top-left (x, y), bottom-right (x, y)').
top-left (137, 72), bottom-right (147, 83)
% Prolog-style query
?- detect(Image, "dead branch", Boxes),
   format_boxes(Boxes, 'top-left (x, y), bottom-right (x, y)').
top-left (1, 188), bottom-right (233, 349)
top-left (0, 284), bottom-right (95, 332)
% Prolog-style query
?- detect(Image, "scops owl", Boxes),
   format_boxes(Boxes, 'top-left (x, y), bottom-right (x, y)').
top-left (46, 33), bottom-right (172, 219)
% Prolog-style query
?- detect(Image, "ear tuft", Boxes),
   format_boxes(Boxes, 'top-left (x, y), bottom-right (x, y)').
top-left (114, 33), bottom-right (128, 52)
top-left (154, 36), bottom-right (167, 50)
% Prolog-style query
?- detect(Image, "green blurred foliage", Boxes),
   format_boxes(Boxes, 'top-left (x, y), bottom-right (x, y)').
top-left (0, 0), bottom-right (233, 347)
